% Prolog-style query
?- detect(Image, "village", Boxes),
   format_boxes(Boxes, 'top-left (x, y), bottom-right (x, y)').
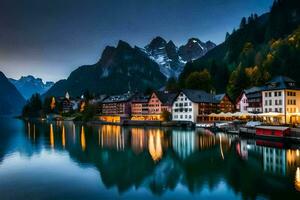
top-left (54, 76), bottom-right (300, 129)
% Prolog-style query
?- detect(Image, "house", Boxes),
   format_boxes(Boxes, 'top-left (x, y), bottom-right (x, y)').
top-left (61, 92), bottom-right (73, 113)
top-left (148, 91), bottom-right (177, 114)
top-left (131, 94), bottom-right (149, 115)
top-left (261, 76), bottom-right (300, 124)
top-left (100, 92), bottom-right (134, 123)
top-left (245, 86), bottom-right (265, 113)
top-left (214, 93), bottom-right (235, 113)
top-left (236, 91), bottom-right (248, 113)
top-left (172, 89), bottom-right (217, 123)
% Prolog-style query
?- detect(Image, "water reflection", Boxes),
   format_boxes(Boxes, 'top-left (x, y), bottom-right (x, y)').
top-left (2, 120), bottom-right (300, 199)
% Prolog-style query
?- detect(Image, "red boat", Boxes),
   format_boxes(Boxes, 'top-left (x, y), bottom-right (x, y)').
top-left (256, 126), bottom-right (290, 138)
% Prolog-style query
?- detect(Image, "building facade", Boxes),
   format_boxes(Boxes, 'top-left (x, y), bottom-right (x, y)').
top-left (214, 93), bottom-right (235, 113)
top-left (172, 89), bottom-right (217, 123)
top-left (262, 76), bottom-right (300, 124)
top-left (245, 87), bottom-right (264, 113)
top-left (236, 92), bottom-right (248, 113)
top-left (148, 91), bottom-right (177, 114)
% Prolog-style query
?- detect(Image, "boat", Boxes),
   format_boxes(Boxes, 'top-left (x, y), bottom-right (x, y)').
top-left (255, 126), bottom-right (290, 139)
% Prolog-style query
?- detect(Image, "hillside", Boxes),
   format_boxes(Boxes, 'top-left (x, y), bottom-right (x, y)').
top-left (45, 40), bottom-right (166, 97)
top-left (179, 0), bottom-right (300, 99)
top-left (0, 71), bottom-right (26, 115)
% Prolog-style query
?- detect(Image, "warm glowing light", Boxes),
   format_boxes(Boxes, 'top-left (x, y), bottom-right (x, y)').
top-left (100, 125), bottom-right (124, 150)
top-left (81, 126), bottom-right (86, 151)
top-left (219, 135), bottom-right (224, 160)
top-left (131, 128), bottom-right (147, 154)
top-left (50, 124), bottom-right (54, 148)
top-left (148, 130), bottom-right (163, 162)
top-left (295, 167), bottom-right (300, 191)
top-left (62, 125), bottom-right (66, 148)
top-left (80, 102), bottom-right (86, 112)
top-left (50, 97), bottom-right (56, 110)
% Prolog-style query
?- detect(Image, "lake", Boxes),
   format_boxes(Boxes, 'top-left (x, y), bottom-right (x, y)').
top-left (0, 116), bottom-right (300, 200)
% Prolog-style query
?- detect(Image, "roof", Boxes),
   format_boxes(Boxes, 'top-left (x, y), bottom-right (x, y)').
top-left (181, 89), bottom-right (217, 103)
top-left (244, 86), bottom-right (265, 99)
top-left (214, 94), bottom-right (225, 102)
top-left (102, 92), bottom-right (134, 103)
top-left (264, 76), bottom-right (299, 91)
top-left (153, 91), bottom-right (178, 106)
top-left (131, 94), bottom-right (150, 103)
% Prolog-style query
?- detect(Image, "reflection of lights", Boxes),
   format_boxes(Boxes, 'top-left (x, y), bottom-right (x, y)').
top-left (28, 123), bottom-right (31, 139)
top-left (73, 124), bottom-right (76, 143)
top-left (297, 150), bottom-right (299, 157)
top-left (295, 167), bottom-right (300, 191)
top-left (148, 130), bottom-right (163, 162)
top-left (219, 135), bottom-right (224, 160)
top-left (50, 124), bottom-right (54, 148)
top-left (131, 128), bottom-right (147, 154)
top-left (62, 125), bottom-right (66, 148)
top-left (100, 125), bottom-right (124, 150)
top-left (81, 126), bottom-right (86, 151)
top-left (33, 124), bottom-right (36, 141)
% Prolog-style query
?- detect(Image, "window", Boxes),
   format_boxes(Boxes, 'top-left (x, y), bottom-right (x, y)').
top-left (269, 92), bottom-right (272, 97)
top-left (265, 108), bottom-right (268, 113)
top-left (189, 115), bottom-right (192, 119)
top-left (184, 102), bottom-right (188, 106)
top-left (275, 92), bottom-right (277, 96)
top-left (180, 115), bottom-right (183, 119)
top-left (279, 100), bottom-right (282, 105)
top-left (265, 100), bottom-right (268, 106)
top-left (189, 102), bottom-right (192, 106)
top-left (279, 108), bottom-right (282, 113)
top-left (265, 93), bottom-right (267, 97)
top-left (269, 100), bottom-right (272, 105)
top-left (269, 108), bottom-right (272, 112)
top-left (185, 115), bottom-right (187, 119)
top-left (278, 92), bottom-right (281, 96)
top-left (189, 108), bottom-right (192, 112)
top-left (275, 100), bottom-right (277, 105)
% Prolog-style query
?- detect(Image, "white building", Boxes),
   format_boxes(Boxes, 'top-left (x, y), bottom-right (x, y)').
top-left (262, 76), bottom-right (300, 124)
top-left (236, 92), bottom-right (248, 113)
top-left (172, 89), bottom-right (216, 123)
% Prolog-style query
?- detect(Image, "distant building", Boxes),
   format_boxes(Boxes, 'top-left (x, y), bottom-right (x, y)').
top-left (172, 89), bottom-right (217, 123)
top-left (100, 92), bottom-right (134, 123)
top-left (62, 92), bottom-right (73, 113)
top-left (214, 93), bottom-right (235, 113)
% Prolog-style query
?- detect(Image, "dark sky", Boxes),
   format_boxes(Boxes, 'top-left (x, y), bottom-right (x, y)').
top-left (0, 0), bottom-right (273, 82)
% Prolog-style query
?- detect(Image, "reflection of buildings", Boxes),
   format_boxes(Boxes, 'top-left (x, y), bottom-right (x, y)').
top-left (148, 130), bottom-right (163, 162)
top-left (131, 128), bottom-right (148, 154)
top-left (99, 125), bottom-right (126, 151)
top-left (263, 148), bottom-right (286, 175)
top-left (81, 126), bottom-right (86, 151)
top-left (172, 130), bottom-right (197, 160)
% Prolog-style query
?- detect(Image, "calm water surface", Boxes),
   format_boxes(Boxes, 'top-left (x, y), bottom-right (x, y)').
top-left (0, 116), bottom-right (300, 200)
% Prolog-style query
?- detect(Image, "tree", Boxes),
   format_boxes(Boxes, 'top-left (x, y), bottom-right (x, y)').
top-left (165, 77), bottom-right (179, 92)
top-left (227, 65), bottom-right (248, 100)
top-left (22, 93), bottom-right (43, 117)
top-left (225, 32), bottom-right (230, 41)
top-left (185, 69), bottom-right (214, 92)
top-left (240, 17), bottom-right (247, 29)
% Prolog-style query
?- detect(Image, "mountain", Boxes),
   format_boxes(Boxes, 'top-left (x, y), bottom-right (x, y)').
top-left (144, 37), bottom-right (216, 78)
top-left (179, 0), bottom-right (300, 98)
top-left (44, 40), bottom-right (166, 98)
top-left (9, 76), bottom-right (54, 99)
top-left (0, 71), bottom-right (26, 115)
